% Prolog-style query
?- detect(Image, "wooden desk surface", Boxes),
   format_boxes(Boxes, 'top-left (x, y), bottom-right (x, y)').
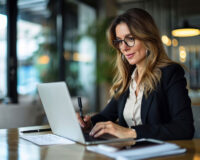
top-left (0, 125), bottom-right (199, 160)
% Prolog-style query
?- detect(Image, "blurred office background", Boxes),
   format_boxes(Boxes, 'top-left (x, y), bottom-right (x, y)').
top-left (0, 0), bottom-right (200, 129)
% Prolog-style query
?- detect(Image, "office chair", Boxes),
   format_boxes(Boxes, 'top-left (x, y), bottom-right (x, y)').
top-left (191, 106), bottom-right (200, 138)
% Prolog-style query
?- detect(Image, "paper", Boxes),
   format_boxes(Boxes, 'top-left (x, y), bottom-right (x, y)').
top-left (87, 138), bottom-right (186, 160)
top-left (116, 148), bottom-right (186, 160)
top-left (20, 134), bottom-right (75, 146)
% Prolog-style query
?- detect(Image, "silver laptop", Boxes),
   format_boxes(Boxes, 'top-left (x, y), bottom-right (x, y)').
top-left (37, 82), bottom-right (133, 145)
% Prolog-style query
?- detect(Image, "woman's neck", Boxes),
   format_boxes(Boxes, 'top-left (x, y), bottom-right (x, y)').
top-left (135, 64), bottom-right (145, 84)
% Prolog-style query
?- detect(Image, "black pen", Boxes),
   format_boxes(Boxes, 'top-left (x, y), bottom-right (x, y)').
top-left (78, 97), bottom-right (84, 119)
top-left (21, 128), bottom-right (51, 133)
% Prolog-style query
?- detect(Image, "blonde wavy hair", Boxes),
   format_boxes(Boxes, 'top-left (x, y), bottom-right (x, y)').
top-left (108, 8), bottom-right (175, 99)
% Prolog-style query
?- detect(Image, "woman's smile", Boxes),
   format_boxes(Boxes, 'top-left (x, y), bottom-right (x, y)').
top-left (125, 53), bottom-right (135, 59)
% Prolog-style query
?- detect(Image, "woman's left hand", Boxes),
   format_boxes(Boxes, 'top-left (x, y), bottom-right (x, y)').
top-left (89, 121), bottom-right (137, 139)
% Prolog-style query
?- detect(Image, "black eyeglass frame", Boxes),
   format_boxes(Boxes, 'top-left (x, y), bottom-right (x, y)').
top-left (113, 36), bottom-right (135, 49)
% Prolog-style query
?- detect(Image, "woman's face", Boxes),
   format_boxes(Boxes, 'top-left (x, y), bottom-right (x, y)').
top-left (115, 22), bottom-right (146, 66)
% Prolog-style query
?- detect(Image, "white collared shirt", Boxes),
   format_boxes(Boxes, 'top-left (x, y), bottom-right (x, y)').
top-left (123, 69), bottom-right (144, 127)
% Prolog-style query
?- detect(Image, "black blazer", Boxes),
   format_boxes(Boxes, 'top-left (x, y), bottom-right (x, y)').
top-left (91, 63), bottom-right (194, 140)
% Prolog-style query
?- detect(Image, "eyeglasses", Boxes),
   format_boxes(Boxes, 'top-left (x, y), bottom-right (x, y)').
top-left (113, 36), bottom-right (135, 50)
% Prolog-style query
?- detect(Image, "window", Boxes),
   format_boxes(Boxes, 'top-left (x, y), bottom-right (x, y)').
top-left (64, 2), bottom-right (97, 111)
top-left (17, 0), bottom-right (56, 95)
top-left (0, 0), bottom-right (7, 99)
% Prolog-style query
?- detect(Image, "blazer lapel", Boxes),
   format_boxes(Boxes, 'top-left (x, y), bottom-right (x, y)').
top-left (141, 91), bottom-right (154, 124)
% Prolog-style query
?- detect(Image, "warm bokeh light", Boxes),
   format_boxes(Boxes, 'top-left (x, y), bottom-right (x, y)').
top-left (73, 52), bottom-right (80, 61)
top-left (73, 52), bottom-right (92, 62)
top-left (172, 38), bottom-right (178, 47)
top-left (64, 52), bottom-right (92, 62)
top-left (64, 51), bottom-right (70, 60)
top-left (172, 28), bottom-right (200, 37)
top-left (179, 46), bottom-right (187, 63)
top-left (37, 55), bottom-right (50, 64)
top-left (161, 35), bottom-right (171, 46)
top-left (179, 46), bottom-right (185, 51)
top-left (193, 153), bottom-right (200, 160)
top-left (180, 50), bottom-right (186, 59)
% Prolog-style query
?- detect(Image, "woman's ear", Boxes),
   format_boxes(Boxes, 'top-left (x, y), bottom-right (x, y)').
top-left (146, 49), bottom-right (150, 56)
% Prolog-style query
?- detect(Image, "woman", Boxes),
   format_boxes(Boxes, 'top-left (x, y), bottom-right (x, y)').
top-left (77, 8), bottom-right (194, 140)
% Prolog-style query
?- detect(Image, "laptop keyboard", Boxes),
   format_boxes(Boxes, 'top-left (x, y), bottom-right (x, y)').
top-left (83, 133), bottom-right (106, 142)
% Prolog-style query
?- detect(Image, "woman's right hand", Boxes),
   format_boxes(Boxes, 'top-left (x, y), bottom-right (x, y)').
top-left (76, 113), bottom-right (93, 131)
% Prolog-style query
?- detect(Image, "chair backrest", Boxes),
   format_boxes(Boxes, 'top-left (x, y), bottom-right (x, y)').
top-left (191, 106), bottom-right (200, 138)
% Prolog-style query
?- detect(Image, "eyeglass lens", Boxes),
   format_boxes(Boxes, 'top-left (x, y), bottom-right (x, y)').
top-left (113, 36), bottom-right (135, 49)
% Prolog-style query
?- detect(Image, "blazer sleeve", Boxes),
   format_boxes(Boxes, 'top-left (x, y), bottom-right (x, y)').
top-left (132, 64), bottom-right (194, 140)
top-left (91, 97), bottom-right (119, 125)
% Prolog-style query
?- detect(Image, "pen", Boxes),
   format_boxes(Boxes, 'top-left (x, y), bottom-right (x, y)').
top-left (78, 97), bottom-right (84, 119)
top-left (21, 128), bottom-right (51, 133)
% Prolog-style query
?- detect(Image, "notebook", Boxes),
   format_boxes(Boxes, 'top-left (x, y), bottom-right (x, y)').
top-left (37, 82), bottom-right (133, 145)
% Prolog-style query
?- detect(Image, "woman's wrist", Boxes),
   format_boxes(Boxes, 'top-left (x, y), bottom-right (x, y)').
top-left (128, 128), bottom-right (137, 138)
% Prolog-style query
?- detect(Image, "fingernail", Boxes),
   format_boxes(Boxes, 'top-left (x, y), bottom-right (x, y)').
top-left (89, 132), bottom-right (93, 136)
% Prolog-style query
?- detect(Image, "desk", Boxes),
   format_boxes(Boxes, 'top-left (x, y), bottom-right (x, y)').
top-left (0, 126), bottom-right (199, 160)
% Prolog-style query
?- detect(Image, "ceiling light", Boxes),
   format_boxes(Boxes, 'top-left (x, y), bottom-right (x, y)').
top-left (161, 35), bottom-right (171, 46)
top-left (172, 20), bottom-right (200, 37)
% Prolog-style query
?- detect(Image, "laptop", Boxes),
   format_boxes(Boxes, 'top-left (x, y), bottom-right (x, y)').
top-left (37, 82), bottom-right (133, 145)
